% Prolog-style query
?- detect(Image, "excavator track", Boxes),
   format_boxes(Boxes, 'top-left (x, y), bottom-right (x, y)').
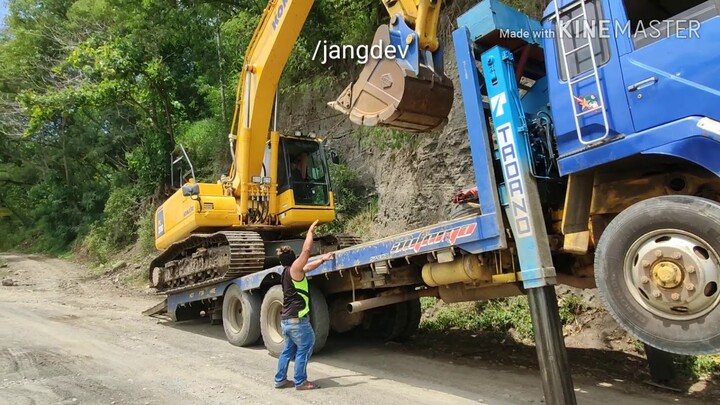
top-left (149, 231), bottom-right (264, 294)
top-left (149, 231), bottom-right (363, 294)
top-left (333, 234), bottom-right (363, 249)
top-left (316, 233), bottom-right (364, 252)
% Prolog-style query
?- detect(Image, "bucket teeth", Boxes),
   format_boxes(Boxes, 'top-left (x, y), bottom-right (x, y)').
top-left (329, 25), bottom-right (454, 133)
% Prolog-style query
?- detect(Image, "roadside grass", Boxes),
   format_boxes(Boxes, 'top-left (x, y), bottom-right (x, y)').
top-left (0, 256), bottom-right (8, 279)
top-left (420, 294), bottom-right (587, 341)
top-left (676, 354), bottom-right (720, 380)
top-left (123, 267), bottom-right (149, 289)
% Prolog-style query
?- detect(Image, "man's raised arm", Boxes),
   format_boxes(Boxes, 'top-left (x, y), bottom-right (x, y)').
top-left (290, 220), bottom-right (319, 280)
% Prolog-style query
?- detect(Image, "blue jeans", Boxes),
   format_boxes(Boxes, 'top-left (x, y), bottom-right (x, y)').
top-left (274, 317), bottom-right (315, 386)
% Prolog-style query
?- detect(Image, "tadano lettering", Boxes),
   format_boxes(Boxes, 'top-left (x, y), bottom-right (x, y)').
top-left (496, 123), bottom-right (531, 237)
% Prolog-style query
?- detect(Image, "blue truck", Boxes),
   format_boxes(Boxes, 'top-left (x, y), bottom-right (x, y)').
top-left (146, 0), bottom-right (720, 402)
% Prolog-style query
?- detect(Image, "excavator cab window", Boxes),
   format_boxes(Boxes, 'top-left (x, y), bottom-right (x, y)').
top-left (278, 138), bottom-right (330, 206)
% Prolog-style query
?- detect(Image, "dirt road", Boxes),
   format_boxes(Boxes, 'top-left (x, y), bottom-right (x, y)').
top-left (0, 253), bottom-right (707, 404)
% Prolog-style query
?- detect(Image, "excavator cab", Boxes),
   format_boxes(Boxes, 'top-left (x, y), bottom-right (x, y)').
top-left (329, 18), bottom-right (454, 133)
top-left (264, 134), bottom-right (336, 227)
top-left (278, 136), bottom-right (331, 207)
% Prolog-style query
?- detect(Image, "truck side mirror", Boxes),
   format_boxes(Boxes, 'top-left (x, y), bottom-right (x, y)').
top-left (182, 184), bottom-right (200, 197)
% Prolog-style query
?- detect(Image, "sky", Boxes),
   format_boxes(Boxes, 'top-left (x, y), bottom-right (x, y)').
top-left (0, 1), bottom-right (7, 28)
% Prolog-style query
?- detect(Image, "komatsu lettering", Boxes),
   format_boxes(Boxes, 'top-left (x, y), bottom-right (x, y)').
top-left (272, 0), bottom-right (289, 30)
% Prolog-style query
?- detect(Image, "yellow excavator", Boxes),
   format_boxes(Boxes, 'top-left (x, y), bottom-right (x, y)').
top-left (149, 0), bottom-right (454, 293)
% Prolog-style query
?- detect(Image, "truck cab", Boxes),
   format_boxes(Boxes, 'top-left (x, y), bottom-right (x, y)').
top-left (543, 0), bottom-right (720, 175)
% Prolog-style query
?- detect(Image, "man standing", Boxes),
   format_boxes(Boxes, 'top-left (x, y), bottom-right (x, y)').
top-left (274, 220), bottom-right (334, 391)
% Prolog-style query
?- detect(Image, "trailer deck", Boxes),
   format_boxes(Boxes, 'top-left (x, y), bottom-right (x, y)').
top-left (165, 211), bottom-right (508, 314)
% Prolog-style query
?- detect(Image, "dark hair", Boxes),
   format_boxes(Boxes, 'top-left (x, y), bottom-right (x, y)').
top-left (277, 246), bottom-right (296, 266)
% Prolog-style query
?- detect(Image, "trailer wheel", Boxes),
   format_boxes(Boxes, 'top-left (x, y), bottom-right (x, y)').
top-left (595, 196), bottom-right (720, 355)
top-left (222, 284), bottom-right (261, 346)
top-left (260, 285), bottom-right (330, 357)
top-left (260, 285), bottom-right (286, 356)
top-left (309, 285), bottom-right (330, 354)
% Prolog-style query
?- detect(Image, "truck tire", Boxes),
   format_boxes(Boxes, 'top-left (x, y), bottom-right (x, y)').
top-left (450, 202), bottom-right (480, 220)
top-left (367, 302), bottom-right (408, 342)
top-left (595, 195), bottom-right (720, 355)
top-left (260, 285), bottom-right (286, 356)
top-left (309, 285), bottom-right (330, 354)
top-left (260, 284), bottom-right (330, 357)
top-left (222, 284), bottom-right (261, 346)
top-left (396, 298), bottom-right (422, 341)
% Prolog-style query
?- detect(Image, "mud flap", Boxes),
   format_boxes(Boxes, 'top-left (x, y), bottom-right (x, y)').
top-left (329, 25), bottom-right (454, 133)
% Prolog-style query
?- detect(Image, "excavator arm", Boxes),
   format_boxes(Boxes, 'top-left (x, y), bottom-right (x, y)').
top-left (382, 0), bottom-right (443, 51)
top-left (329, 0), bottom-right (454, 131)
top-left (227, 0), bottom-right (454, 219)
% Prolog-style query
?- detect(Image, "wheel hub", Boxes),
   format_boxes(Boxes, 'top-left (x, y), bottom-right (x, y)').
top-left (651, 261), bottom-right (683, 288)
top-left (228, 297), bottom-right (243, 333)
top-left (625, 230), bottom-right (720, 321)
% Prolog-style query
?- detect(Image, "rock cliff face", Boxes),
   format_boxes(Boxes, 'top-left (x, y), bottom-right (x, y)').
top-left (278, 2), bottom-right (482, 237)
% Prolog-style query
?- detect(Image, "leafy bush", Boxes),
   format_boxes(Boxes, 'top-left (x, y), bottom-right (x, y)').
top-left (420, 297), bottom-right (437, 313)
top-left (176, 118), bottom-right (227, 182)
top-left (421, 294), bottom-right (590, 341)
top-left (82, 187), bottom-right (139, 262)
top-left (137, 207), bottom-right (157, 254)
top-left (421, 297), bottom-right (535, 340)
top-left (675, 355), bottom-right (720, 380)
top-left (318, 163), bottom-right (374, 236)
top-left (558, 293), bottom-right (587, 325)
top-left (341, 199), bottom-right (378, 241)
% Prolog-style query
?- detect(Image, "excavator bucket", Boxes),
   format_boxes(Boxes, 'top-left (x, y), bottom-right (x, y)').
top-left (329, 25), bottom-right (454, 133)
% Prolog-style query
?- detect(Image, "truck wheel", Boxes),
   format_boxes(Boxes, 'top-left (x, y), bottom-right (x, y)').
top-left (396, 298), bottom-right (422, 341)
top-left (595, 196), bottom-right (720, 355)
top-left (222, 284), bottom-right (261, 346)
top-left (362, 302), bottom-right (410, 341)
top-left (329, 294), bottom-right (364, 334)
top-left (260, 285), bottom-right (330, 357)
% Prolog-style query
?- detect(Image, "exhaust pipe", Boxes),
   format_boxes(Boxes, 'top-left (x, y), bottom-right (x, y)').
top-left (347, 288), bottom-right (438, 313)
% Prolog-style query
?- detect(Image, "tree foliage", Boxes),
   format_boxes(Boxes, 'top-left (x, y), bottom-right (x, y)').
top-left (0, 0), bottom-right (547, 257)
top-left (0, 0), bottom-right (379, 257)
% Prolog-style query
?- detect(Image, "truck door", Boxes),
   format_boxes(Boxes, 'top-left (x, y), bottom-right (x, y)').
top-left (617, 0), bottom-right (720, 133)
